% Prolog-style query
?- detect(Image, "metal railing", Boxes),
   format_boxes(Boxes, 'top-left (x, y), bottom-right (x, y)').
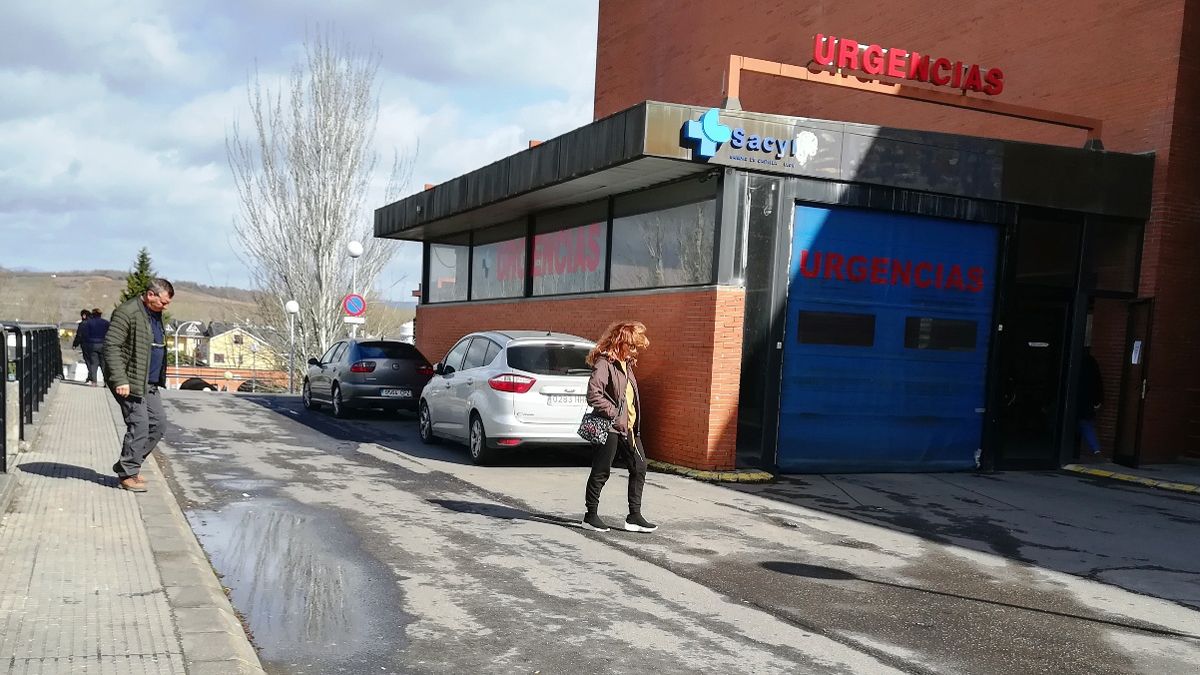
top-left (2, 323), bottom-right (63, 472)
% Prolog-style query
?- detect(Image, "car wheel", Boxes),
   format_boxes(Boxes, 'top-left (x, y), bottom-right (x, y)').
top-left (302, 380), bottom-right (319, 410)
top-left (332, 384), bottom-right (348, 419)
top-left (468, 413), bottom-right (493, 465)
top-left (419, 402), bottom-right (437, 444)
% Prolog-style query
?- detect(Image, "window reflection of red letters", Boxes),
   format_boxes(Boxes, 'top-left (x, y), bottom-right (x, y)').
top-left (528, 223), bottom-right (603, 278)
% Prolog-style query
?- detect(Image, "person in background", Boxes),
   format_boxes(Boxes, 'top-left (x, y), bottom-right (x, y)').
top-left (81, 308), bottom-right (109, 386)
top-left (102, 279), bottom-right (174, 492)
top-left (71, 309), bottom-right (89, 351)
top-left (1078, 348), bottom-right (1105, 456)
top-left (581, 320), bottom-right (657, 533)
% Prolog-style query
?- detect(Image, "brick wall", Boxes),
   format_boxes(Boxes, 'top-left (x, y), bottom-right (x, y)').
top-left (595, 0), bottom-right (1198, 462)
top-left (415, 286), bottom-right (746, 470)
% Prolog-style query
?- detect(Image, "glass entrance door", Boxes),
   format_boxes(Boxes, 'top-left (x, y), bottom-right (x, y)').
top-left (997, 291), bottom-right (1072, 469)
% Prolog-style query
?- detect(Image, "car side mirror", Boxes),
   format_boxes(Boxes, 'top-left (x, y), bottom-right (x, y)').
top-left (442, 364), bottom-right (456, 376)
top-left (433, 362), bottom-right (444, 375)
top-left (307, 357), bottom-right (320, 366)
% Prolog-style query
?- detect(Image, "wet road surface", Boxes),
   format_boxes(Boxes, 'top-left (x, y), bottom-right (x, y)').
top-left (159, 391), bottom-right (1200, 674)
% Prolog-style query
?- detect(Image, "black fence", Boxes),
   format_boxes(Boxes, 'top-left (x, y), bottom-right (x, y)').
top-left (2, 324), bottom-right (63, 472)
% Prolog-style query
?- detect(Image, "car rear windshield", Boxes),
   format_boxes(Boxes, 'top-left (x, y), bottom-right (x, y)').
top-left (356, 342), bottom-right (421, 360)
top-left (506, 344), bottom-right (592, 376)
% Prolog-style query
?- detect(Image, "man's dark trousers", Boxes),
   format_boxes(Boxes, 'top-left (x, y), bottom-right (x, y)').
top-left (114, 385), bottom-right (164, 478)
top-left (82, 343), bottom-right (103, 383)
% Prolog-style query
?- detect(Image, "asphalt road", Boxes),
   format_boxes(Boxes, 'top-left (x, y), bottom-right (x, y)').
top-left (159, 391), bottom-right (1200, 674)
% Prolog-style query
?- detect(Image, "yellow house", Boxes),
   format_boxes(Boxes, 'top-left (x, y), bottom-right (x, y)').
top-left (207, 326), bottom-right (285, 371)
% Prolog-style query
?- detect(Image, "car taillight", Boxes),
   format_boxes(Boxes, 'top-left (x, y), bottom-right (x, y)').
top-left (488, 374), bottom-right (536, 393)
top-left (416, 364), bottom-right (434, 377)
top-left (350, 361), bottom-right (376, 373)
top-left (497, 438), bottom-right (522, 446)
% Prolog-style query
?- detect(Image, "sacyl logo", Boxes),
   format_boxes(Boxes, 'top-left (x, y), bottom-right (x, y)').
top-left (682, 108), bottom-right (821, 167)
top-left (682, 108), bottom-right (732, 159)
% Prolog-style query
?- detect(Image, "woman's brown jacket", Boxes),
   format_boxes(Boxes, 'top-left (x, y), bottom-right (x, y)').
top-left (586, 355), bottom-right (642, 436)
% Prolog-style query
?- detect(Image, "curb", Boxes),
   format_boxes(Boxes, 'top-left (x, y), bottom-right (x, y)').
top-left (1063, 463), bottom-right (1200, 496)
top-left (105, 396), bottom-right (266, 674)
top-left (647, 458), bottom-right (775, 483)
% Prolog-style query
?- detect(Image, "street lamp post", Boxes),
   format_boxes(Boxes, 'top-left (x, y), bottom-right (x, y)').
top-left (347, 240), bottom-right (364, 338)
top-left (171, 324), bottom-right (180, 390)
top-left (249, 342), bottom-right (258, 393)
top-left (285, 300), bottom-right (299, 394)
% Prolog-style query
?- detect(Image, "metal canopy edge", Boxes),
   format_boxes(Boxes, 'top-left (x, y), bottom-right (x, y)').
top-left (375, 101), bottom-right (1155, 243)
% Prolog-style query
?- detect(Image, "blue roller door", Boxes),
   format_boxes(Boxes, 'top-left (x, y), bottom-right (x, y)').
top-left (777, 205), bottom-right (999, 472)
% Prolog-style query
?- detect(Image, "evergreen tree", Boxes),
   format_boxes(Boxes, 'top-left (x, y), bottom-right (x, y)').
top-left (119, 248), bottom-right (156, 304)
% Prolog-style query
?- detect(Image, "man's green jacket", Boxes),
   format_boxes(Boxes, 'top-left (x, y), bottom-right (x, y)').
top-left (102, 297), bottom-right (156, 396)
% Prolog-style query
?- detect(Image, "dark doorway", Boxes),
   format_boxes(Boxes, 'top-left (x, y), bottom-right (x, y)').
top-left (997, 290), bottom-right (1073, 469)
top-left (1114, 299), bottom-right (1153, 467)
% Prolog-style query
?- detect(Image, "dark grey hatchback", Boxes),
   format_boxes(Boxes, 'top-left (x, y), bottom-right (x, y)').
top-left (302, 339), bottom-right (433, 417)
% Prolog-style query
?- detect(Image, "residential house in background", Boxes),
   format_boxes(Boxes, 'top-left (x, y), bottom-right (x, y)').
top-left (206, 324), bottom-right (284, 371)
top-left (165, 320), bottom-right (208, 366)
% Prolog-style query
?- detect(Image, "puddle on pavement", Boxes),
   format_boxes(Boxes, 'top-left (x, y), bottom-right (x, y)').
top-left (218, 478), bottom-right (282, 491)
top-left (187, 498), bottom-right (411, 672)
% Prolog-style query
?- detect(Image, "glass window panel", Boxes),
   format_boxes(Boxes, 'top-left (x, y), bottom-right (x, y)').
top-left (904, 317), bottom-right (978, 351)
top-left (1016, 217), bottom-right (1080, 288)
top-left (428, 237), bottom-right (469, 303)
top-left (532, 222), bottom-right (607, 295)
top-left (797, 311), bottom-right (875, 347)
top-left (610, 199), bottom-right (716, 290)
top-left (1083, 218), bottom-right (1140, 294)
top-left (462, 338), bottom-right (492, 370)
top-left (442, 338), bottom-right (472, 373)
top-left (471, 235), bottom-right (526, 300)
top-left (483, 340), bottom-right (501, 366)
top-left (506, 344), bottom-right (593, 375)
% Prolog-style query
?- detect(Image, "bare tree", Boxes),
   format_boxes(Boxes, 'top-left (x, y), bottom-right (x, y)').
top-left (227, 29), bottom-right (415, 368)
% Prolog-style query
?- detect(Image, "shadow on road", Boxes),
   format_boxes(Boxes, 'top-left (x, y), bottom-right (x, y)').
top-left (727, 469), bottom-right (1200, 611)
top-left (19, 461), bottom-right (117, 487)
top-left (427, 498), bottom-right (582, 529)
top-left (237, 394), bottom-right (592, 469)
top-left (761, 560), bottom-right (1200, 640)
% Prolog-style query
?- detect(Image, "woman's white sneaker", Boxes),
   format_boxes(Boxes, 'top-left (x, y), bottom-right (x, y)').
top-left (624, 514), bottom-right (658, 532)
top-left (581, 512), bottom-right (610, 532)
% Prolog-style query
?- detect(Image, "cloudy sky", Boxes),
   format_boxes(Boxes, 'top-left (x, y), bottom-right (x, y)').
top-left (0, 0), bottom-right (599, 300)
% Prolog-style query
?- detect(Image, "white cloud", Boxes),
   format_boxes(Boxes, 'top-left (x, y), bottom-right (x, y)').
top-left (0, 0), bottom-right (598, 303)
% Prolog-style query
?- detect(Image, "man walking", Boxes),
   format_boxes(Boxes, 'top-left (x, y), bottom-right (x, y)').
top-left (81, 308), bottom-right (109, 386)
top-left (102, 279), bottom-right (174, 492)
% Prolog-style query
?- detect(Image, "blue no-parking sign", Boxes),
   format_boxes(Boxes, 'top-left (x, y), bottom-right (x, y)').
top-left (342, 294), bottom-right (366, 317)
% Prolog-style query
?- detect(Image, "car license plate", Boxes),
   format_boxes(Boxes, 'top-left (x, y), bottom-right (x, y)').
top-left (548, 395), bottom-right (586, 406)
top-left (381, 389), bottom-right (411, 398)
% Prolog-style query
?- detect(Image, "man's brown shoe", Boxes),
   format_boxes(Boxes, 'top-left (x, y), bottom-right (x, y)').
top-left (119, 477), bottom-right (147, 492)
top-left (133, 474), bottom-right (147, 485)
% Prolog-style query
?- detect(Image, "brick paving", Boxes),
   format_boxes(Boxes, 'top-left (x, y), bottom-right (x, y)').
top-left (0, 384), bottom-right (186, 674)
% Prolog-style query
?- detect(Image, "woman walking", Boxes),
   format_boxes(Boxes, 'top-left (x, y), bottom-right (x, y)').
top-left (582, 321), bottom-right (658, 533)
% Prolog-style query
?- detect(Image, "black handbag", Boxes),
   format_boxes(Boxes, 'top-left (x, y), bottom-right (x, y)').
top-left (577, 375), bottom-right (628, 446)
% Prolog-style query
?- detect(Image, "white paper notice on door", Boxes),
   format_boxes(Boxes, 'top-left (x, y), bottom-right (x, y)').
top-left (1132, 340), bottom-right (1143, 365)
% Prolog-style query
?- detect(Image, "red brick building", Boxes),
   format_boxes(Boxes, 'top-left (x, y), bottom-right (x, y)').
top-left (376, 1), bottom-right (1173, 472)
top-left (591, 0), bottom-right (1199, 467)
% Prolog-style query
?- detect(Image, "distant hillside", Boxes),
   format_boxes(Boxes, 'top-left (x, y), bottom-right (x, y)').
top-left (0, 270), bottom-right (414, 328)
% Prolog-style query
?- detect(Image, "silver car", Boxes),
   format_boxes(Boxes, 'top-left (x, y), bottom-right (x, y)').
top-left (418, 331), bottom-right (596, 463)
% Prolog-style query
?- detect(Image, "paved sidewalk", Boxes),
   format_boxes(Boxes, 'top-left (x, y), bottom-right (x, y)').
top-left (0, 383), bottom-right (262, 674)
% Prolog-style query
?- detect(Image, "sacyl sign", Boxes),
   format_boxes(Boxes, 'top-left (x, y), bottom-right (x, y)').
top-left (682, 108), bottom-right (819, 167)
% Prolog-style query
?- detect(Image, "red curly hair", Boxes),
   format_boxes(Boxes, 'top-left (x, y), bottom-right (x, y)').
top-left (587, 321), bottom-right (650, 367)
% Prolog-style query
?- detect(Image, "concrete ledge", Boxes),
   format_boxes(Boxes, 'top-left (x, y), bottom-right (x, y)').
top-left (647, 459), bottom-right (775, 484)
top-left (1063, 464), bottom-right (1200, 495)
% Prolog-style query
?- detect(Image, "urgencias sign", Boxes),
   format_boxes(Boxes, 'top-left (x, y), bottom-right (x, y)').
top-left (813, 34), bottom-right (1005, 96)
